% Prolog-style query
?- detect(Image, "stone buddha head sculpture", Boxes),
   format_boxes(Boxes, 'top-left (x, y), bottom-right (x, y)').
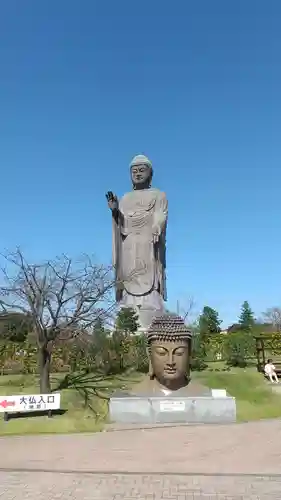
top-left (147, 314), bottom-right (192, 391)
top-left (130, 154), bottom-right (153, 190)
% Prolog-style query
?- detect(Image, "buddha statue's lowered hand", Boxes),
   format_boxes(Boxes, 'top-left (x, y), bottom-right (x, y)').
top-left (152, 225), bottom-right (161, 244)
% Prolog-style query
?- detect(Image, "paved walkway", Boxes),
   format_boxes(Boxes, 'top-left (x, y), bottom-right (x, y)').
top-left (2, 471), bottom-right (281, 499)
top-left (1, 420), bottom-right (281, 498)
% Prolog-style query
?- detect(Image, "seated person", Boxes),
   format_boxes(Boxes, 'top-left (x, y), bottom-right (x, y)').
top-left (264, 359), bottom-right (279, 383)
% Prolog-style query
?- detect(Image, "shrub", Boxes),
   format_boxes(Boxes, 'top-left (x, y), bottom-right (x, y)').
top-left (225, 331), bottom-right (255, 367)
top-left (0, 330), bottom-right (150, 377)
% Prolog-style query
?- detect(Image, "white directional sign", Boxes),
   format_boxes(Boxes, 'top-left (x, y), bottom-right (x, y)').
top-left (0, 393), bottom-right (61, 413)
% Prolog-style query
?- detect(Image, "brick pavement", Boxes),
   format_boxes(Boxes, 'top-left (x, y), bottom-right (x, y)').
top-left (1, 420), bottom-right (281, 498)
top-left (1, 420), bottom-right (281, 474)
top-left (1, 471), bottom-right (281, 499)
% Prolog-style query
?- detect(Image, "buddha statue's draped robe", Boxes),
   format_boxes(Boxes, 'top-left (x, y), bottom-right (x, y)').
top-left (112, 187), bottom-right (168, 330)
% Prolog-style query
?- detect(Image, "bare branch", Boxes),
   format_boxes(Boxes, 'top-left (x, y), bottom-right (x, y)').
top-left (0, 249), bottom-right (115, 346)
top-left (263, 307), bottom-right (281, 333)
top-left (175, 297), bottom-right (196, 322)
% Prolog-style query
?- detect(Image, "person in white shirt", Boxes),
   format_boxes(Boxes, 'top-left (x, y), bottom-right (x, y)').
top-left (264, 359), bottom-right (278, 383)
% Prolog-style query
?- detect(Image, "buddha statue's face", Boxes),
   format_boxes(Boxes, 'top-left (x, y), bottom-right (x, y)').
top-left (130, 164), bottom-right (152, 189)
top-left (150, 340), bottom-right (190, 389)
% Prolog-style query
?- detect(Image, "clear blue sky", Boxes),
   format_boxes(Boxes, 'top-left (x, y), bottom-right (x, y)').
top-left (0, 1), bottom-right (280, 326)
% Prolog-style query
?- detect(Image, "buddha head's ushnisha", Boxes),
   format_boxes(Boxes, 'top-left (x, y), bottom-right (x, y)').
top-left (130, 154), bottom-right (153, 190)
top-left (147, 314), bottom-right (192, 391)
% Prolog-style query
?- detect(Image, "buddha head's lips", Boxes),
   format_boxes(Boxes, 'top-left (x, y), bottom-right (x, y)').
top-left (147, 314), bottom-right (192, 344)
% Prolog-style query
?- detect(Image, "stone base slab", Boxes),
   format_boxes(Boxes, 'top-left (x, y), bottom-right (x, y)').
top-left (109, 394), bottom-right (236, 425)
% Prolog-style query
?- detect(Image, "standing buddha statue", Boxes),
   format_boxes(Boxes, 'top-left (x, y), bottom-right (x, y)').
top-left (106, 154), bottom-right (168, 331)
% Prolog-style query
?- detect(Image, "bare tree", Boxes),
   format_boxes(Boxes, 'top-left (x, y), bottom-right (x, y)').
top-left (176, 296), bottom-right (196, 322)
top-left (0, 249), bottom-right (114, 393)
top-left (263, 307), bottom-right (281, 333)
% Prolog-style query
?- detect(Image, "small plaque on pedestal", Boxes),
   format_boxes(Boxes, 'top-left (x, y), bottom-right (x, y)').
top-left (160, 400), bottom-right (185, 412)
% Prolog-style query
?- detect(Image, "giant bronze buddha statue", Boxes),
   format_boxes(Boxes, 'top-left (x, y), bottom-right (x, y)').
top-left (106, 155), bottom-right (168, 331)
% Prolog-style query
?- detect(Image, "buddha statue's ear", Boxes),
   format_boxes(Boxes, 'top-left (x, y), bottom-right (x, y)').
top-left (146, 344), bottom-right (154, 378)
top-left (148, 168), bottom-right (153, 188)
top-left (149, 360), bottom-right (155, 379)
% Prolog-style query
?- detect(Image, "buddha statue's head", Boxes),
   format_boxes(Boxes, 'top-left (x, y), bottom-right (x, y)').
top-left (147, 314), bottom-right (192, 391)
top-left (130, 154), bottom-right (153, 190)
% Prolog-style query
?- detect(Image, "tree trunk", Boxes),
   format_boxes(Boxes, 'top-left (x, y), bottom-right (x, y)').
top-left (38, 344), bottom-right (51, 393)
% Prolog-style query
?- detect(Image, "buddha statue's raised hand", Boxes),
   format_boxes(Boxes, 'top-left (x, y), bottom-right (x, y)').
top-left (106, 191), bottom-right (119, 211)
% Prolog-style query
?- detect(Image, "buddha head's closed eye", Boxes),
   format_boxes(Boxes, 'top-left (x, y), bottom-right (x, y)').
top-left (147, 315), bottom-right (192, 391)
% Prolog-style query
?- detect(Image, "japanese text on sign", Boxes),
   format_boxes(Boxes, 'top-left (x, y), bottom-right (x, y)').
top-left (0, 393), bottom-right (61, 413)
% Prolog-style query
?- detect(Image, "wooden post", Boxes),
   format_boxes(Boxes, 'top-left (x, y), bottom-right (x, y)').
top-left (261, 338), bottom-right (265, 368)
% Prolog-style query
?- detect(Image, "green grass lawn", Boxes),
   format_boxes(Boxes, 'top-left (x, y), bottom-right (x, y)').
top-left (1, 366), bottom-right (281, 435)
top-left (193, 366), bottom-right (281, 421)
top-left (0, 372), bottom-right (142, 436)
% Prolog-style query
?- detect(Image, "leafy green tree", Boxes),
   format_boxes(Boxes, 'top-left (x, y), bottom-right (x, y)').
top-left (0, 312), bottom-right (32, 343)
top-left (132, 334), bottom-right (149, 372)
top-left (199, 306), bottom-right (222, 336)
top-left (190, 332), bottom-right (208, 371)
top-left (92, 317), bottom-right (109, 345)
top-left (195, 307), bottom-right (222, 366)
top-left (225, 330), bottom-right (255, 367)
top-left (115, 307), bottom-right (139, 334)
top-left (238, 301), bottom-right (255, 332)
top-left (112, 308), bottom-right (140, 372)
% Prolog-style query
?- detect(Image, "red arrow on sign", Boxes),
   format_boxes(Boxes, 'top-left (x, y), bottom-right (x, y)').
top-left (0, 400), bottom-right (15, 409)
